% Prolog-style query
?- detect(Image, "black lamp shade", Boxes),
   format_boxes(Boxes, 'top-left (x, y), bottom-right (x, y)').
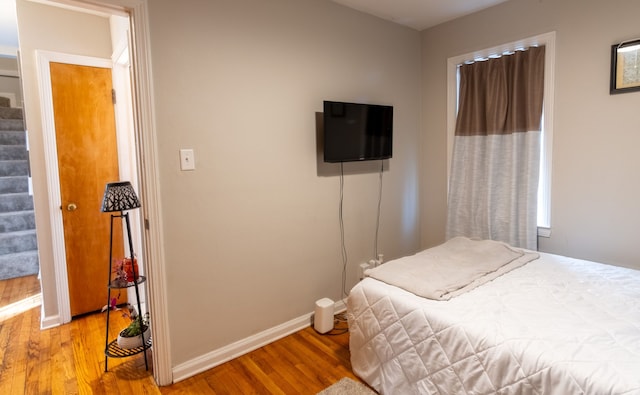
top-left (101, 181), bottom-right (141, 212)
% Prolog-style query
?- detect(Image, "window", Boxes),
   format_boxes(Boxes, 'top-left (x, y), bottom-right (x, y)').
top-left (446, 32), bottom-right (556, 236)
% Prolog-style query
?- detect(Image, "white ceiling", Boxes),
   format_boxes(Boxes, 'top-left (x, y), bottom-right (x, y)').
top-left (331, 0), bottom-right (509, 31)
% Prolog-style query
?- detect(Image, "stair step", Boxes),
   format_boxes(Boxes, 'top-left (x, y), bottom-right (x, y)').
top-left (0, 193), bottom-right (34, 213)
top-left (0, 104), bottom-right (37, 279)
top-left (0, 229), bottom-right (38, 254)
top-left (0, 160), bottom-right (29, 177)
top-left (0, 145), bottom-right (28, 161)
top-left (0, 211), bottom-right (35, 232)
top-left (0, 107), bottom-right (23, 120)
top-left (0, 131), bottom-right (26, 145)
top-left (0, 119), bottom-right (24, 131)
top-left (0, 97), bottom-right (9, 108)
top-left (0, 250), bottom-right (39, 280)
top-left (0, 176), bottom-right (28, 194)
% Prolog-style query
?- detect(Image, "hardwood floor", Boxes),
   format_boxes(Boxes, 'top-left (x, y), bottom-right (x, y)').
top-left (0, 274), bottom-right (41, 309)
top-left (162, 320), bottom-right (362, 395)
top-left (0, 276), bottom-right (365, 394)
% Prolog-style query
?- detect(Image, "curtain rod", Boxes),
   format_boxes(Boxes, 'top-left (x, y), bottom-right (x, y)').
top-left (617, 38), bottom-right (640, 47)
top-left (461, 45), bottom-right (543, 66)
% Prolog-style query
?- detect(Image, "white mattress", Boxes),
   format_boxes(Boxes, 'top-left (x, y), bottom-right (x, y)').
top-left (347, 252), bottom-right (640, 394)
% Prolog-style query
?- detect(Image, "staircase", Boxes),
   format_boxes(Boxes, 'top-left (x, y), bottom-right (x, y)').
top-left (0, 96), bottom-right (39, 280)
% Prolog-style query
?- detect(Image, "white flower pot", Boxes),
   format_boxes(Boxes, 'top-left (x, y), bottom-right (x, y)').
top-left (117, 326), bottom-right (151, 349)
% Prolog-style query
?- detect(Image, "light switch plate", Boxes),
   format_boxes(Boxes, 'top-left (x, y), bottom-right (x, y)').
top-left (179, 149), bottom-right (195, 171)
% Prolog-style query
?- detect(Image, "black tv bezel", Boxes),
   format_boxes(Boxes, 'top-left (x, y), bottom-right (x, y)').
top-left (322, 100), bottom-right (393, 163)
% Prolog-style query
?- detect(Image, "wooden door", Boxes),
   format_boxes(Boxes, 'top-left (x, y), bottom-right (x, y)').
top-left (50, 62), bottom-right (124, 317)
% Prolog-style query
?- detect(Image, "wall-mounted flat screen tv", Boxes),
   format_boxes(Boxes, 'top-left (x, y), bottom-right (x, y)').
top-left (323, 101), bottom-right (393, 163)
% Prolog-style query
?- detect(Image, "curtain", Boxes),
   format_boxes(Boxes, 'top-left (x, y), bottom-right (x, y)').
top-left (446, 46), bottom-right (545, 250)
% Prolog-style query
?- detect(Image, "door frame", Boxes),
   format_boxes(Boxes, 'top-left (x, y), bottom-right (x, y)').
top-left (112, 30), bottom-right (147, 313)
top-left (36, 51), bottom-right (116, 324)
top-left (32, 0), bottom-right (171, 385)
top-left (117, 0), bottom-right (172, 385)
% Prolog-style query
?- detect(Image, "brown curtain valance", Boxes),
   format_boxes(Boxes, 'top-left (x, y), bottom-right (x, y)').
top-left (455, 46), bottom-right (545, 136)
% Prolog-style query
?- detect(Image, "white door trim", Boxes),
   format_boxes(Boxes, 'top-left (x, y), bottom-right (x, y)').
top-left (125, 1), bottom-right (173, 385)
top-left (111, 29), bottom-right (147, 312)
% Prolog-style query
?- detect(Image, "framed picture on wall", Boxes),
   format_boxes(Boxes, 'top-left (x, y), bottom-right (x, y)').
top-left (610, 39), bottom-right (640, 94)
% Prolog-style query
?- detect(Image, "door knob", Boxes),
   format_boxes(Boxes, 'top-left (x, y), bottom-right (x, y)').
top-left (67, 203), bottom-right (78, 211)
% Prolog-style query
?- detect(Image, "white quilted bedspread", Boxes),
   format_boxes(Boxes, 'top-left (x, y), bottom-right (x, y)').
top-left (347, 253), bottom-right (640, 395)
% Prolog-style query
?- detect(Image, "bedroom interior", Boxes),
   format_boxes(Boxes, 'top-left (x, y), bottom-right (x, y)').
top-left (1, 0), bottom-right (639, 392)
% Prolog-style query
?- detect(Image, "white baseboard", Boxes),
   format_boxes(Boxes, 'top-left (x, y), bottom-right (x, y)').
top-left (40, 306), bottom-right (62, 330)
top-left (0, 293), bottom-right (41, 322)
top-left (172, 300), bottom-right (346, 383)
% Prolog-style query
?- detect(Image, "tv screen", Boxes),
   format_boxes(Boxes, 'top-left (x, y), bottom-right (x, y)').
top-left (323, 101), bottom-right (393, 163)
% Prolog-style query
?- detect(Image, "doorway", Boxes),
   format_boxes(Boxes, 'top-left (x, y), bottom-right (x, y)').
top-left (17, 0), bottom-right (170, 385)
top-left (36, 49), bottom-right (143, 322)
top-left (0, 55), bottom-right (42, 320)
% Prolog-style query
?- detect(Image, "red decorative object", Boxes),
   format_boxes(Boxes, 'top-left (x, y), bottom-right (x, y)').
top-left (122, 257), bottom-right (138, 282)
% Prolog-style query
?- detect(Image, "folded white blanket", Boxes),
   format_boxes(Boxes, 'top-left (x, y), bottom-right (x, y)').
top-left (365, 237), bottom-right (539, 300)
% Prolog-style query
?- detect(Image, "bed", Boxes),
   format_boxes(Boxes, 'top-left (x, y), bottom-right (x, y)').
top-left (347, 237), bottom-right (640, 394)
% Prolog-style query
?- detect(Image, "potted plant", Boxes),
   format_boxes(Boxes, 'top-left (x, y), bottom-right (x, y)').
top-left (116, 304), bottom-right (151, 349)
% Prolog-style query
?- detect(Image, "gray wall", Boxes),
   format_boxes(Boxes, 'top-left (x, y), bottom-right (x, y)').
top-left (0, 57), bottom-right (22, 107)
top-left (146, 0), bottom-right (421, 365)
top-left (420, 0), bottom-right (640, 269)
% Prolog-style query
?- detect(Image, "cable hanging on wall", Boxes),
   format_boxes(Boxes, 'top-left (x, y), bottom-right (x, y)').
top-left (338, 160), bottom-right (385, 303)
top-left (374, 160), bottom-right (383, 263)
top-left (339, 162), bottom-right (348, 301)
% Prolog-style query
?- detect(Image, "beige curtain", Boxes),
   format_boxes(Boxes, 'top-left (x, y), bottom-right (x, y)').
top-left (446, 46), bottom-right (545, 250)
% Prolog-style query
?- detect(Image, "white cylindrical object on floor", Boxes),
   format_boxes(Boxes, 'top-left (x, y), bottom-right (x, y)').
top-left (314, 297), bottom-right (334, 334)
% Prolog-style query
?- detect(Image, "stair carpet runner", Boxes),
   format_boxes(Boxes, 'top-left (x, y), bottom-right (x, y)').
top-left (0, 95), bottom-right (39, 280)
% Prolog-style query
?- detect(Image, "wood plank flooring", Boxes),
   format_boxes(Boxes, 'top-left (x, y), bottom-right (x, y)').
top-left (0, 275), bottom-right (367, 394)
top-left (0, 275), bottom-right (41, 309)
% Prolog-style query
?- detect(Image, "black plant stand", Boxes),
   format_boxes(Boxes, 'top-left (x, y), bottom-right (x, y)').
top-left (104, 211), bottom-right (150, 372)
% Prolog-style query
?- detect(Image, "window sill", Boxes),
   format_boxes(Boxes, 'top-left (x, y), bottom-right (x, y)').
top-left (538, 227), bottom-right (551, 238)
